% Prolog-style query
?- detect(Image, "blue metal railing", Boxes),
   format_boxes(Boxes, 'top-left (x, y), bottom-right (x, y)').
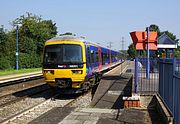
top-left (159, 58), bottom-right (180, 124)
top-left (134, 57), bottom-right (159, 94)
top-left (134, 58), bottom-right (180, 123)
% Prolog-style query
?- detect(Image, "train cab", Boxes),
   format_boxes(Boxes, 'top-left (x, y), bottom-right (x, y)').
top-left (43, 36), bottom-right (86, 90)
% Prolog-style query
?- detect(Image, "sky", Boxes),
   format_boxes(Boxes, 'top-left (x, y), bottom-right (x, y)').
top-left (0, 0), bottom-right (180, 50)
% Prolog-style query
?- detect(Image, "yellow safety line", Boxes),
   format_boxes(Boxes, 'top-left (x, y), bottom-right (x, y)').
top-left (104, 62), bottom-right (128, 75)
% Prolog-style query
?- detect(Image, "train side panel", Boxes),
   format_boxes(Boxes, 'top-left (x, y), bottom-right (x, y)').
top-left (85, 43), bottom-right (121, 77)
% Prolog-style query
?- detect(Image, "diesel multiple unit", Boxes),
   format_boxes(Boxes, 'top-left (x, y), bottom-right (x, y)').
top-left (42, 35), bottom-right (123, 93)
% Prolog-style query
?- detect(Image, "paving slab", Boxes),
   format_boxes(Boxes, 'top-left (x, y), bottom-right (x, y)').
top-left (29, 107), bottom-right (75, 124)
top-left (91, 72), bottom-right (133, 109)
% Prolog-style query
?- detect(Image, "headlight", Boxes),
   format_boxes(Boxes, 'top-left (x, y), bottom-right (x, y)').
top-left (44, 70), bottom-right (54, 75)
top-left (72, 70), bottom-right (83, 74)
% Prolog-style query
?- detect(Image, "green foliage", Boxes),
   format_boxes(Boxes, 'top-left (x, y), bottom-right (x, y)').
top-left (127, 43), bottom-right (137, 59)
top-left (18, 52), bottom-right (41, 68)
top-left (0, 56), bottom-right (13, 70)
top-left (13, 13), bottom-right (57, 55)
top-left (149, 24), bottom-right (161, 36)
top-left (0, 27), bottom-right (7, 55)
top-left (174, 46), bottom-right (180, 58)
top-left (0, 12), bottom-right (58, 70)
top-left (0, 26), bottom-right (14, 70)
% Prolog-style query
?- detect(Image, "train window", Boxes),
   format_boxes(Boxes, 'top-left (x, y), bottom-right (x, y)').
top-left (63, 45), bottom-right (82, 62)
top-left (102, 52), bottom-right (108, 61)
top-left (91, 50), bottom-right (94, 63)
top-left (43, 45), bottom-right (62, 64)
top-left (96, 51), bottom-right (98, 62)
top-left (43, 44), bottom-right (83, 67)
top-left (87, 47), bottom-right (91, 64)
top-left (102, 52), bottom-right (106, 61)
top-left (101, 52), bottom-right (103, 62)
top-left (106, 52), bottom-right (109, 60)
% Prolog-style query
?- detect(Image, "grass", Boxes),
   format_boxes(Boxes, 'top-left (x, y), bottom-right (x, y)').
top-left (0, 68), bottom-right (42, 76)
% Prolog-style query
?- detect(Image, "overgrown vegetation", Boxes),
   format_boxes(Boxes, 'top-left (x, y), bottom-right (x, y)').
top-left (0, 12), bottom-right (57, 70)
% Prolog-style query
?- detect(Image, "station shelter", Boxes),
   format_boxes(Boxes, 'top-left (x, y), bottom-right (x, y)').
top-left (157, 33), bottom-right (177, 58)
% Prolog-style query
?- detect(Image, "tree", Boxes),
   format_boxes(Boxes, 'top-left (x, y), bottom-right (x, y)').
top-left (0, 26), bottom-right (12, 69)
top-left (174, 46), bottom-right (180, 58)
top-left (149, 24), bottom-right (161, 36)
top-left (0, 12), bottom-right (58, 70)
top-left (12, 12), bottom-right (58, 68)
top-left (127, 43), bottom-right (137, 59)
top-left (13, 13), bottom-right (57, 55)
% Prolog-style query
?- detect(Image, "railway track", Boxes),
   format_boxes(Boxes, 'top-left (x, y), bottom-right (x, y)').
top-left (0, 72), bottom-right (92, 124)
top-left (0, 84), bottom-right (49, 108)
top-left (0, 87), bottom-right (55, 123)
top-left (1, 90), bottom-right (91, 124)
top-left (0, 76), bottom-right (45, 97)
top-left (0, 74), bottom-right (52, 122)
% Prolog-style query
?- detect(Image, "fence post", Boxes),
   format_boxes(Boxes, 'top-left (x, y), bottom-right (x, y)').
top-left (146, 27), bottom-right (150, 79)
top-left (159, 59), bottom-right (164, 98)
top-left (135, 58), bottom-right (138, 93)
top-left (172, 58), bottom-right (176, 116)
top-left (162, 59), bottom-right (164, 98)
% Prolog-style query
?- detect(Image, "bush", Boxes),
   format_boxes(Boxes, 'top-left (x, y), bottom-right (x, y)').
top-left (0, 57), bottom-right (13, 70)
top-left (18, 52), bottom-right (41, 69)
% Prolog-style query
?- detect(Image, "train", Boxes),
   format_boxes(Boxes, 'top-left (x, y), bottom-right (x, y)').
top-left (42, 34), bottom-right (123, 93)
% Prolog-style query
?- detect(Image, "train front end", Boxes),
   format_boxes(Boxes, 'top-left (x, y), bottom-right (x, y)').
top-left (42, 36), bottom-right (86, 93)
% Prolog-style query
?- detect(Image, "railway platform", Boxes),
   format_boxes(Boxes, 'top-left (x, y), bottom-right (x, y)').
top-left (0, 71), bottom-right (42, 83)
top-left (28, 62), bottom-right (158, 124)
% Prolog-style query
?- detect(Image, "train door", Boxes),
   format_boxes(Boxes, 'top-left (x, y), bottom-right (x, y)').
top-left (86, 45), bottom-right (97, 75)
top-left (89, 46), bottom-right (97, 71)
top-left (98, 47), bottom-right (102, 70)
top-left (86, 46), bottom-right (92, 75)
top-left (101, 48), bottom-right (109, 65)
top-left (109, 49), bottom-right (112, 65)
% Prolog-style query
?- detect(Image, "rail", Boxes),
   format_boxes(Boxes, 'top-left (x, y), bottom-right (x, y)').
top-left (0, 74), bottom-right (43, 87)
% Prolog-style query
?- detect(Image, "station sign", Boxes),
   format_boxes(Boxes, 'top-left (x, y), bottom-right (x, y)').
top-left (130, 31), bottom-right (158, 50)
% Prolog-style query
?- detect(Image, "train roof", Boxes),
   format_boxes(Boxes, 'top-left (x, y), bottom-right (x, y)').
top-left (47, 35), bottom-right (86, 42)
top-left (46, 34), bottom-right (120, 53)
top-left (46, 35), bottom-right (100, 46)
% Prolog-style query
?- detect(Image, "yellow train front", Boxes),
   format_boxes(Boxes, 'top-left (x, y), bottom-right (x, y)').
top-left (42, 35), bottom-right (87, 93)
top-left (42, 34), bottom-right (122, 94)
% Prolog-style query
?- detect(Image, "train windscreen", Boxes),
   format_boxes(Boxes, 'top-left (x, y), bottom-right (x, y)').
top-left (43, 44), bottom-right (83, 68)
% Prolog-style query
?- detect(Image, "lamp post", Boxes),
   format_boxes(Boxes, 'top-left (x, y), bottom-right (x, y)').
top-left (16, 25), bottom-right (19, 70)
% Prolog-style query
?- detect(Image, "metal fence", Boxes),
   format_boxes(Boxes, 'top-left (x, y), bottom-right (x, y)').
top-left (134, 58), bottom-right (180, 123)
top-left (159, 58), bottom-right (180, 124)
top-left (134, 58), bottom-right (159, 94)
